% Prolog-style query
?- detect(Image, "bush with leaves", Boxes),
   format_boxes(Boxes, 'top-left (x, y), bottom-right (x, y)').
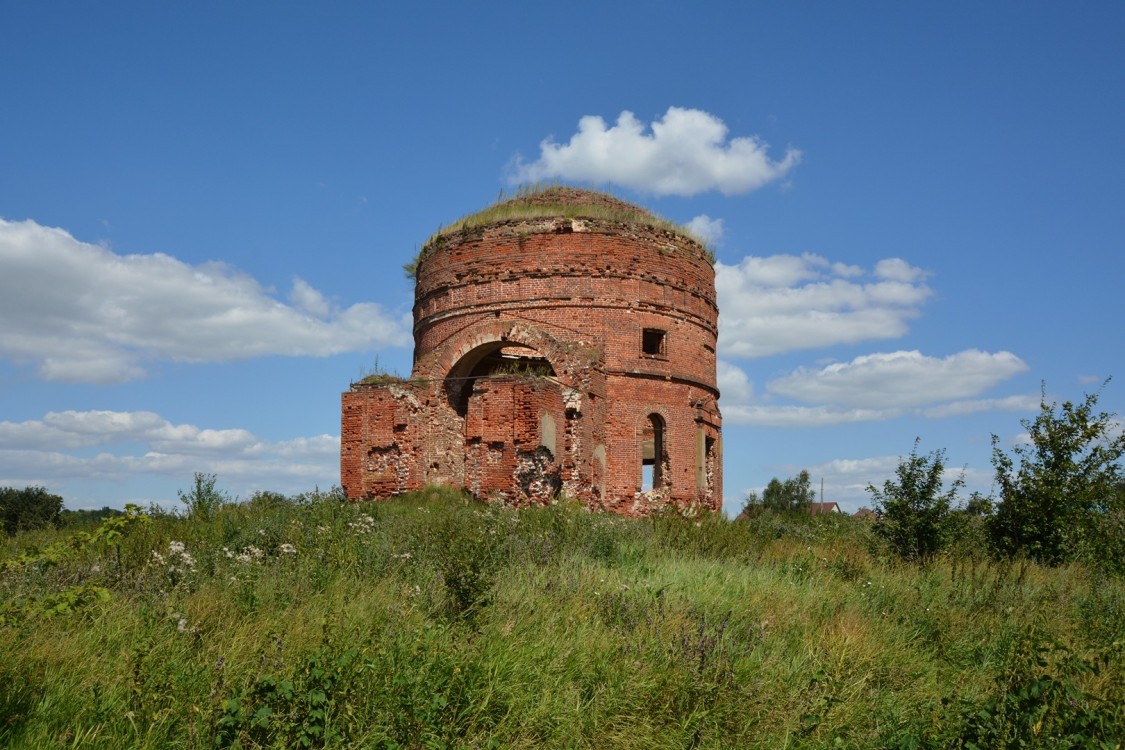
top-left (866, 440), bottom-right (963, 563)
top-left (988, 382), bottom-right (1124, 567)
top-left (1, 486), bottom-right (63, 536)
top-left (177, 472), bottom-right (230, 521)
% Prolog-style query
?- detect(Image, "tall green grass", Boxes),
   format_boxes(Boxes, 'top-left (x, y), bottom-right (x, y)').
top-left (2, 487), bottom-right (1121, 748)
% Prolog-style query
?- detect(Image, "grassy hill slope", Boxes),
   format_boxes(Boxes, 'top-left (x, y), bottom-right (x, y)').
top-left (2, 487), bottom-right (1122, 748)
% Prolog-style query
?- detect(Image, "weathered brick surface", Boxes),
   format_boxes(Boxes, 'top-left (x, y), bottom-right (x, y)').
top-left (342, 189), bottom-right (722, 514)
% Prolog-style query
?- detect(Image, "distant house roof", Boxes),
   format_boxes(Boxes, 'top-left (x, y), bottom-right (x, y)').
top-left (807, 502), bottom-right (841, 515)
top-left (853, 507), bottom-right (878, 521)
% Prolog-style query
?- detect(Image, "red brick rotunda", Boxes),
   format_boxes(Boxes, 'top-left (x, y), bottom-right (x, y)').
top-left (341, 186), bottom-right (722, 515)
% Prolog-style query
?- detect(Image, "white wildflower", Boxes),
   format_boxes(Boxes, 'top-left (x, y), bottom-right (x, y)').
top-left (279, 543), bottom-right (297, 555)
top-left (348, 514), bottom-right (376, 534)
top-left (235, 545), bottom-right (264, 564)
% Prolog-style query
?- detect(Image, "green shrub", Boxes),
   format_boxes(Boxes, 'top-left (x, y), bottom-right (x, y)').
top-left (177, 472), bottom-right (230, 521)
top-left (867, 439), bottom-right (963, 563)
top-left (1, 486), bottom-right (63, 535)
top-left (989, 382), bottom-right (1124, 567)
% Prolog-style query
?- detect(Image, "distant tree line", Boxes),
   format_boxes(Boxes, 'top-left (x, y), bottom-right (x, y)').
top-left (1, 485), bottom-right (121, 536)
top-left (741, 469), bottom-right (816, 513)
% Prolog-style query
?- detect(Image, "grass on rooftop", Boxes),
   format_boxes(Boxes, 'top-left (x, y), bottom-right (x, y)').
top-left (405, 184), bottom-right (714, 280)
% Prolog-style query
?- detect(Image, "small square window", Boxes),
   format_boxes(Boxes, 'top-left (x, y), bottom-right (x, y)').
top-left (642, 328), bottom-right (667, 356)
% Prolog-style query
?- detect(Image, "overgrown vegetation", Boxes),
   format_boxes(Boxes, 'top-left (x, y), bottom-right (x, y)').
top-left (1, 485), bottom-right (63, 535)
top-left (2, 484), bottom-right (1121, 748)
top-left (988, 381), bottom-right (1125, 569)
top-left (867, 440), bottom-right (964, 564)
top-left (405, 183), bottom-right (715, 281)
top-left (855, 383), bottom-right (1124, 577)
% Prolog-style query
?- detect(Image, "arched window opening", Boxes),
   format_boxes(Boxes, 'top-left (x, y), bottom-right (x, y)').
top-left (640, 413), bottom-right (665, 492)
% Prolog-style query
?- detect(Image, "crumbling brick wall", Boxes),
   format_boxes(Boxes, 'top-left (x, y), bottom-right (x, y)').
top-left (342, 188), bottom-right (722, 514)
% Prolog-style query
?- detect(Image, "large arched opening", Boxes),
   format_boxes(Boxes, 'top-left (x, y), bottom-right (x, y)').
top-left (444, 342), bottom-right (556, 416)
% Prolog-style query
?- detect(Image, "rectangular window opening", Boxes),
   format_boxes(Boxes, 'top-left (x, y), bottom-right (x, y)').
top-left (642, 328), bottom-right (667, 356)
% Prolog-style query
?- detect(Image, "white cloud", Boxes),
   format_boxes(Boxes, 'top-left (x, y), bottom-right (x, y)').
top-left (289, 277), bottom-right (331, 318)
top-left (0, 409), bottom-right (340, 502)
top-left (768, 350), bottom-right (1029, 409)
top-left (685, 215), bottom-right (725, 246)
top-left (874, 258), bottom-right (927, 283)
top-left (717, 352), bottom-right (1033, 426)
top-left (921, 393), bottom-right (1042, 418)
top-left (724, 404), bottom-right (900, 427)
top-left (716, 254), bottom-right (932, 358)
top-left (0, 219), bottom-right (410, 383)
top-left (512, 107), bottom-right (800, 196)
top-left (717, 359), bottom-right (753, 403)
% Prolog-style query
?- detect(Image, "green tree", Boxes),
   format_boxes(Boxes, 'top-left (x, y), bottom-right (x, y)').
top-left (867, 440), bottom-right (963, 563)
top-left (743, 470), bottom-right (816, 514)
top-left (178, 472), bottom-right (230, 520)
top-left (988, 382), bottom-right (1124, 566)
top-left (0, 485), bottom-right (64, 535)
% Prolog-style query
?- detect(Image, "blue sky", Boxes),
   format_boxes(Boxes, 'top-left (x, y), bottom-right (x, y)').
top-left (2, 2), bottom-right (1122, 515)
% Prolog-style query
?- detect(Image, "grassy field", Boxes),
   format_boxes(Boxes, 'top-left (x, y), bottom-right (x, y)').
top-left (2, 487), bottom-right (1122, 748)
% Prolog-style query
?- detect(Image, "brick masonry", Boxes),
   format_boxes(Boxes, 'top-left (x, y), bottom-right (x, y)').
top-left (341, 188), bottom-right (722, 515)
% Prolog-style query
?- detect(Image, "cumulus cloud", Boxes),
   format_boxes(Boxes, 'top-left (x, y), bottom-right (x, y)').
top-left (716, 253), bottom-right (933, 358)
top-left (724, 404), bottom-right (900, 427)
top-left (685, 215), bottom-right (725, 246)
top-left (0, 409), bottom-right (268, 454)
top-left (717, 359), bottom-right (753, 403)
top-left (921, 394), bottom-right (1042, 418)
top-left (512, 107), bottom-right (800, 196)
top-left (717, 352), bottom-right (1032, 427)
top-left (0, 219), bottom-right (410, 383)
top-left (768, 350), bottom-right (1029, 409)
top-left (0, 409), bottom-right (340, 501)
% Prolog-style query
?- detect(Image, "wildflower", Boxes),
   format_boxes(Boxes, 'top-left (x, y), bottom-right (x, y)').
top-left (348, 514), bottom-right (376, 533)
top-left (235, 545), bottom-right (264, 563)
top-left (155, 541), bottom-right (196, 573)
top-left (279, 543), bottom-right (297, 555)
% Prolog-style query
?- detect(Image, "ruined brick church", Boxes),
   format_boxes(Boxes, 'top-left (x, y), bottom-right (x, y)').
top-left (341, 187), bottom-right (722, 515)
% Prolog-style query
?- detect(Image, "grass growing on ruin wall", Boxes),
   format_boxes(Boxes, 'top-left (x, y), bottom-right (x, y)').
top-left (406, 184), bottom-right (715, 280)
top-left (2, 487), bottom-right (1122, 748)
